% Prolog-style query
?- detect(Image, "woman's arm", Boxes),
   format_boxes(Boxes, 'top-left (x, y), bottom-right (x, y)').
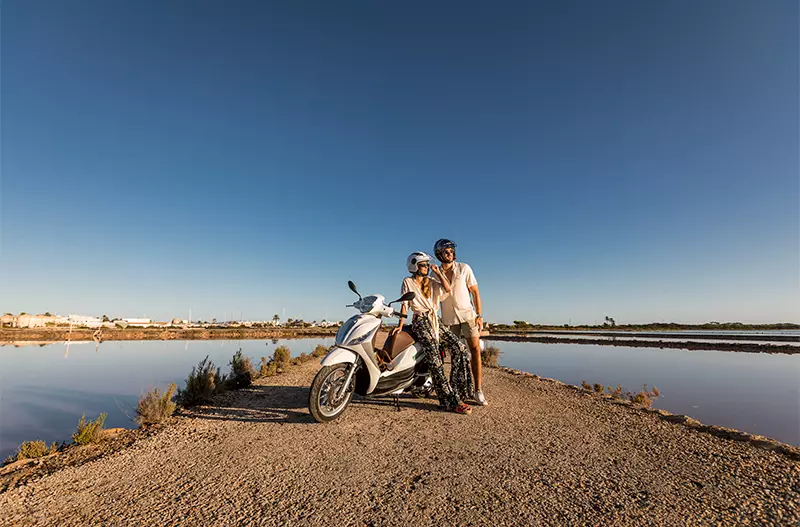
top-left (391, 302), bottom-right (408, 336)
top-left (392, 280), bottom-right (411, 335)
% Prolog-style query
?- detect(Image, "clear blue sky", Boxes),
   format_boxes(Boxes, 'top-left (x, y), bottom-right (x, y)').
top-left (1, 1), bottom-right (797, 324)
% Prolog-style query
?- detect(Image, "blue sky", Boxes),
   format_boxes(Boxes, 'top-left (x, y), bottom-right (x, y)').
top-left (1, 1), bottom-right (797, 324)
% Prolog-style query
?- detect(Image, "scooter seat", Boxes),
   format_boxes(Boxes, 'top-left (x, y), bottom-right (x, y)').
top-left (377, 325), bottom-right (416, 359)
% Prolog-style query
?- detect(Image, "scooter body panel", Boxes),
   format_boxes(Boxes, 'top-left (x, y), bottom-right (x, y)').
top-left (319, 346), bottom-right (357, 366)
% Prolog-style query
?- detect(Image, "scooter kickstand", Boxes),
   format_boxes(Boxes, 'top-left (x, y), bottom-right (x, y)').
top-left (393, 395), bottom-right (401, 412)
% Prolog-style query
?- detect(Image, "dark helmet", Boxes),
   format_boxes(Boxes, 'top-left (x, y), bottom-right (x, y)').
top-left (433, 238), bottom-right (457, 261)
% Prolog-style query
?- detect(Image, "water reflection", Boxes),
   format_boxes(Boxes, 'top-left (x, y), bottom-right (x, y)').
top-left (496, 341), bottom-right (800, 446)
top-left (0, 338), bottom-right (335, 461)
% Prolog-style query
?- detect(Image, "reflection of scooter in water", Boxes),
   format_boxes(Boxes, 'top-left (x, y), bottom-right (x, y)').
top-left (308, 281), bottom-right (433, 423)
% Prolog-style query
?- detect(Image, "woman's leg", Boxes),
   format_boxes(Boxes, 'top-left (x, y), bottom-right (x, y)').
top-left (438, 324), bottom-right (475, 403)
top-left (412, 317), bottom-right (459, 411)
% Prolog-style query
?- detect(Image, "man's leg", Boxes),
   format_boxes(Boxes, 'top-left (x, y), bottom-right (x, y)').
top-left (466, 334), bottom-right (482, 392)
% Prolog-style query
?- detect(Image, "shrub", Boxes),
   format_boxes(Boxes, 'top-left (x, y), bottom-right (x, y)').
top-left (481, 344), bottom-right (501, 367)
top-left (291, 352), bottom-right (311, 366)
top-left (311, 345), bottom-right (329, 358)
top-left (72, 413), bottom-right (107, 445)
top-left (176, 356), bottom-right (225, 406)
top-left (135, 383), bottom-right (177, 426)
top-left (259, 356), bottom-right (278, 378)
top-left (627, 384), bottom-right (662, 407)
top-left (3, 440), bottom-right (59, 465)
top-left (273, 345), bottom-right (291, 371)
top-left (229, 349), bottom-right (255, 388)
top-left (606, 385), bottom-right (623, 398)
top-left (581, 380), bottom-right (592, 391)
top-left (593, 383), bottom-right (604, 394)
top-left (214, 367), bottom-right (228, 395)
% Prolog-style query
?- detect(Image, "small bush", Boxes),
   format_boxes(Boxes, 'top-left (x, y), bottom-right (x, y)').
top-left (593, 383), bottom-right (604, 394)
top-left (4, 440), bottom-right (59, 464)
top-left (72, 413), bottom-right (107, 445)
top-left (311, 345), bottom-right (328, 358)
top-left (291, 352), bottom-right (311, 366)
top-left (273, 345), bottom-right (291, 372)
top-left (259, 356), bottom-right (278, 378)
top-left (627, 384), bottom-right (661, 407)
top-left (481, 344), bottom-right (501, 367)
top-left (214, 367), bottom-right (228, 395)
top-left (176, 356), bottom-right (225, 406)
top-left (135, 383), bottom-right (177, 426)
top-left (606, 385), bottom-right (623, 398)
top-left (581, 380), bottom-right (592, 391)
top-left (229, 349), bottom-right (255, 388)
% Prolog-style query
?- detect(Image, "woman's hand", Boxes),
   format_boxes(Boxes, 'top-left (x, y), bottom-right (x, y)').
top-left (390, 325), bottom-right (402, 337)
top-left (430, 264), bottom-right (442, 276)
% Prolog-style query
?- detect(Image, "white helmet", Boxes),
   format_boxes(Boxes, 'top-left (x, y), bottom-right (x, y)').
top-left (407, 251), bottom-right (432, 274)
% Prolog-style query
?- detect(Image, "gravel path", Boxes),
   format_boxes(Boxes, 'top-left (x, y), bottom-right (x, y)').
top-left (2, 362), bottom-right (798, 526)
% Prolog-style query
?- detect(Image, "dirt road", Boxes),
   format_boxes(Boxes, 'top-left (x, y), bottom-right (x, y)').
top-left (1, 362), bottom-right (797, 526)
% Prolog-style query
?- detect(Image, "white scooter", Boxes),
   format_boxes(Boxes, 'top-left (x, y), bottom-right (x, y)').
top-left (308, 281), bottom-right (433, 423)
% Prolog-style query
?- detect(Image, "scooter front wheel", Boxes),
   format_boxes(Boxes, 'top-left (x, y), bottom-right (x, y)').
top-left (308, 363), bottom-right (355, 423)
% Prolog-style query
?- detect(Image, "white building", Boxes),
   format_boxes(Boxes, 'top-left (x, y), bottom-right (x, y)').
top-left (68, 315), bottom-right (103, 328)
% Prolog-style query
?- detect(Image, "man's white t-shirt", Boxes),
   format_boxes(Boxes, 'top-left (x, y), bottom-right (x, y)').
top-left (440, 262), bottom-right (478, 325)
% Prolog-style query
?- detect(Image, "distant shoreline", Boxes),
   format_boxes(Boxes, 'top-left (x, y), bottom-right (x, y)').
top-left (0, 327), bottom-right (338, 343)
top-left (490, 329), bottom-right (799, 343)
top-left (1, 327), bottom-right (798, 354)
top-left (485, 334), bottom-right (799, 354)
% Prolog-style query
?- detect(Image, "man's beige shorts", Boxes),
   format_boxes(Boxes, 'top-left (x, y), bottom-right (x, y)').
top-left (449, 318), bottom-right (480, 339)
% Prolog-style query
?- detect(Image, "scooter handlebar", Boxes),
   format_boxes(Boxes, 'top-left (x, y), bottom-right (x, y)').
top-left (392, 311), bottom-right (407, 318)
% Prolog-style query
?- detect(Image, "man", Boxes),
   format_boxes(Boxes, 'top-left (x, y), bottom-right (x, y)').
top-left (433, 238), bottom-right (487, 406)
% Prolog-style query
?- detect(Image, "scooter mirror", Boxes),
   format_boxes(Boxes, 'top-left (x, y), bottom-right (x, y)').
top-left (399, 291), bottom-right (416, 302)
top-left (390, 291), bottom-right (416, 304)
top-left (347, 281), bottom-right (361, 299)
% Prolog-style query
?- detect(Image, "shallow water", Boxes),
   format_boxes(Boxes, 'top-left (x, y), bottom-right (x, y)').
top-left (1, 338), bottom-right (797, 461)
top-left (494, 341), bottom-right (800, 445)
top-left (0, 339), bottom-right (333, 461)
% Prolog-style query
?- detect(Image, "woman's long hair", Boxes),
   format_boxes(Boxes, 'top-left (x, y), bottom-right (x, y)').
top-left (414, 274), bottom-right (431, 299)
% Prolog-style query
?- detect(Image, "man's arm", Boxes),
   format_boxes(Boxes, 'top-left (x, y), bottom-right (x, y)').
top-left (469, 284), bottom-right (483, 331)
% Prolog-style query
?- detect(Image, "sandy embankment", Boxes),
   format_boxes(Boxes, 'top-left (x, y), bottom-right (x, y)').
top-left (1, 361), bottom-right (798, 526)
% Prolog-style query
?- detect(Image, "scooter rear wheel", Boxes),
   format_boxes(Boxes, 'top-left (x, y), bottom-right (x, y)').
top-left (308, 363), bottom-right (354, 423)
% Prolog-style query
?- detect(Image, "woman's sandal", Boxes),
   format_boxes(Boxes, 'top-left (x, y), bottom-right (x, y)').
top-left (453, 403), bottom-right (472, 415)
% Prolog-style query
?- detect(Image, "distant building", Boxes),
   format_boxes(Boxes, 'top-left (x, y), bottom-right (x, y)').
top-left (122, 318), bottom-right (152, 324)
top-left (68, 315), bottom-right (103, 328)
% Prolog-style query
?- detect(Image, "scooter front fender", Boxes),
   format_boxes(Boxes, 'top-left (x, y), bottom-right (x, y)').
top-left (320, 346), bottom-right (357, 366)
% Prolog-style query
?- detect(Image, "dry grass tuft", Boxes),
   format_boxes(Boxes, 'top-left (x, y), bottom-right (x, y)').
top-left (135, 383), bottom-right (177, 426)
top-left (583, 380), bottom-right (663, 407)
top-left (259, 356), bottom-right (278, 378)
top-left (311, 345), bottom-right (329, 358)
top-left (3, 440), bottom-right (59, 465)
top-left (72, 413), bottom-right (107, 445)
top-left (481, 344), bottom-right (501, 367)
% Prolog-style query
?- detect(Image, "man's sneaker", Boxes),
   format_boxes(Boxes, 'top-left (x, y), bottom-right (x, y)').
top-left (474, 390), bottom-right (488, 406)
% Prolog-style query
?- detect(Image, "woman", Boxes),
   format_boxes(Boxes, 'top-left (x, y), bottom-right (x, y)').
top-left (391, 251), bottom-right (474, 414)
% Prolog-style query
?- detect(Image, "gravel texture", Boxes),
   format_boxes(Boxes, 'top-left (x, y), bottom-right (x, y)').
top-left (2, 362), bottom-right (798, 526)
